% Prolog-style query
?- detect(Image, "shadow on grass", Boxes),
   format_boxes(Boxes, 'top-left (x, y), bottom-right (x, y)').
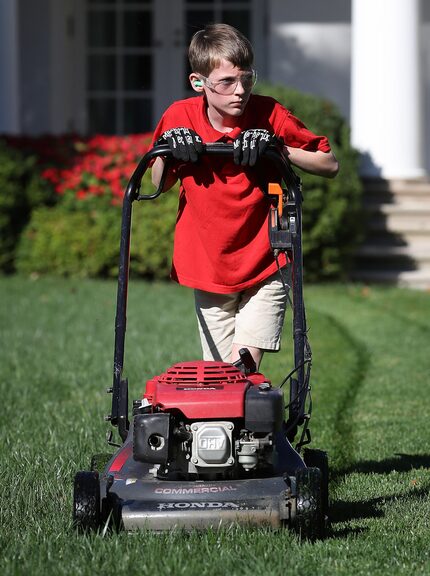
top-left (334, 452), bottom-right (430, 478)
top-left (328, 453), bottom-right (430, 538)
top-left (329, 483), bottom-right (430, 534)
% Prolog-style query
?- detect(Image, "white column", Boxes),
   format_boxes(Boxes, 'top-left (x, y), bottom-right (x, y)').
top-left (0, 0), bottom-right (20, 133)
top-left (351, 0), bottom-right (424, 178)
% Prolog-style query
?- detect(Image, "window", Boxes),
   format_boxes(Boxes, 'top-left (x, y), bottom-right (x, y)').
top-left (84, 0), bottom-right (264, 134)
top-left (86, 0), bottom-right (153, 134)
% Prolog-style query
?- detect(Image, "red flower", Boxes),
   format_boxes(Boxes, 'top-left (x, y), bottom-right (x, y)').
top-left (88, 184), bottom-right (104, 196)
top-left (32, 132), bottom-right (154, 200)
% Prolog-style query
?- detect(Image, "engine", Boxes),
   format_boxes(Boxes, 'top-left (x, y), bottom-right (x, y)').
top-left (132, 361), bottom-right (284, 480)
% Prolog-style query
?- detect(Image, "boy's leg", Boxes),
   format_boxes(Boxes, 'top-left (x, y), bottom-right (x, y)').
top-left (194, 268), bottom-right (290, 365)
top-left (231, 269), bottom-right (290, 368)
top-left (194, 289), bottom-right (240, 362)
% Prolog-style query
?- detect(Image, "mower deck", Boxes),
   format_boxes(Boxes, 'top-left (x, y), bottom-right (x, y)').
top-left (99, 434), bottom-right (308, 531)
top-left (113, 475), bottom-right (293, 531)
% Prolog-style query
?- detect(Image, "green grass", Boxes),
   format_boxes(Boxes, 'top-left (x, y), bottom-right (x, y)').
top-left (1, 277), bottom-right (430, 575)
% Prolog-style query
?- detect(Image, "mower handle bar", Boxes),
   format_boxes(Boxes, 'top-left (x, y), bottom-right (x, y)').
top-left (111, 142), bottom-right (307, 443)
top-left (125, 142), bottom-right (301, 202)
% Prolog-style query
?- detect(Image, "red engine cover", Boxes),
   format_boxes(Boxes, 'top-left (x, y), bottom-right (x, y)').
top-left (144, 361), bottom-right (268, 419)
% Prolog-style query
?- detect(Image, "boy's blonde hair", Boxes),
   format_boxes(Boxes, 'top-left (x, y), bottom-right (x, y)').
top-left (188, 23), bottom-right (254, 76)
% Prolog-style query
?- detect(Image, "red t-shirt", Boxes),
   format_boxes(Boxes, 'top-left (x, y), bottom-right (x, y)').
top-left (151, 94), bottom-right (330, 294)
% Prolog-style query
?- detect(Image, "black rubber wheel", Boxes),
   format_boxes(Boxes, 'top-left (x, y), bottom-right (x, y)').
top-left (73, 471), bottom-right (101, 532)
top-left (294, 467), bottom-right (325, 541)
top-left (303, 448), bottom-right (329, 518)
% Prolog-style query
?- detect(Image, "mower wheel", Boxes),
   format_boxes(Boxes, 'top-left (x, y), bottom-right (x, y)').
top-left (294, 467), bottom-right (325, 541)
top-left (73, 471), bottom-right (101, 532)
top-left (303, 448), bottom-right (329, 518)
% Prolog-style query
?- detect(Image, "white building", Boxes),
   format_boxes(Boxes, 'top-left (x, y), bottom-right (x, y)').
top-left (1, 0), bottom-right (429, 284)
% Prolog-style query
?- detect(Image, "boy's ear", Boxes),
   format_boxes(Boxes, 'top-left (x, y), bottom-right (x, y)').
top-left (189, 73), bottom-right (204, 93)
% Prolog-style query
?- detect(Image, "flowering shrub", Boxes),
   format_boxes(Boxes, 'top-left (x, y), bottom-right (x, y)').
top-left (14, 133), bottom-right (179, 279)
top-left (39, 133), bottom-right (153, 204)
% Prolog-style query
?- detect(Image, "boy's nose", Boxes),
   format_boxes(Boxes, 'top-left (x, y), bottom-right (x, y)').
top-left (234, 80), bottom-right (246, 95)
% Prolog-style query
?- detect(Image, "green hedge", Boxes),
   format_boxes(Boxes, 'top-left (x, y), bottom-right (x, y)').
top-left (16, 173), bottom-right (179, 279)
top-left (0, 140), bottom-right (55, 272)
top-left (13, 85), bottom-right (362, 281)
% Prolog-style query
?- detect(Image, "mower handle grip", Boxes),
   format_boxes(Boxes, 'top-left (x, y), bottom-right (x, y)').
top-left (126, 142), bottom-right (300, 202)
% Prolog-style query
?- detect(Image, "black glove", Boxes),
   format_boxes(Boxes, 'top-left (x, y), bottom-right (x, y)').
top-left (156, 127), bottom-right (203, 162)
top-left (233, 129), bottom-right (277, 167)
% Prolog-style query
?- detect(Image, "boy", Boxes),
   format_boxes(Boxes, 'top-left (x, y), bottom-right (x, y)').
top-left (151, 24), bottom-right (338, 368)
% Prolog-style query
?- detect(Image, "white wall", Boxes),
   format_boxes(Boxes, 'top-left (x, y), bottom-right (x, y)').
top-left (423, 3), bottom-right (430, 174)
top-left (268, 0), bottom-right (351, 119)
top-left (268, 0), bottom-right (430, 175)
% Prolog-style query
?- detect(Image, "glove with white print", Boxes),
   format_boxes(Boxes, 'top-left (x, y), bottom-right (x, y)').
top-left (156, 127), bottom-right (203, 162)
top-left (233, 129), bottom-right (277, 167)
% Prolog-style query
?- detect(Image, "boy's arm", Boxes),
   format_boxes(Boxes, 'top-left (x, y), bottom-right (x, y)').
top-left (285, 147), bottom-right (339, 179)
top-left (151, 157), bottom-right (178, 192)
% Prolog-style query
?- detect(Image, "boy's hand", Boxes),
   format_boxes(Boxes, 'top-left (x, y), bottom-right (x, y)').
top-left (157, 128), bottom-right (203, 162)
top-left (233, 129), bottom-right (277, 167)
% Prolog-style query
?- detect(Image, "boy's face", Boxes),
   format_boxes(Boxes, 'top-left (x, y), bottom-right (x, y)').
top-left (190, 59), bottom-right (253, 121)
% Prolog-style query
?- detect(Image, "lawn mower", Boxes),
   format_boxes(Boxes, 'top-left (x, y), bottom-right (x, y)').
top-left (73, 143), bottom-right (329, 539)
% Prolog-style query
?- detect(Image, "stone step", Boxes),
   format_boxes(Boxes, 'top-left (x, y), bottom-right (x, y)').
top-left (354, 177), bottom-right (430, 289)
top-left (365, 204), bottom-right (430, 234)
top-left (356, 243), bottom-right (430, 261)
top-left (365, 202), bottom-right (430, 214)
top-left (361, 228), bottom-right (430, 245)
top-left (363, 178), bottom-right (430, 203)
top-left (350, 268), bottom-right (430, 290)
top-left (355, 244), bottom-right (430, 276)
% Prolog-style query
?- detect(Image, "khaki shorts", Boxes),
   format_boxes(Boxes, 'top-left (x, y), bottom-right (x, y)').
top-left (194, 269), bottom-right (291, 362)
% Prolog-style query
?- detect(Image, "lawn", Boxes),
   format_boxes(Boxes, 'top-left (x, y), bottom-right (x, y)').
top-left (1, 277), bottom-right (430, 575)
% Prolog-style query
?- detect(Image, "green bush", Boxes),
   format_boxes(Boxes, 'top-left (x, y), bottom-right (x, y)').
top-left (255, 83), bottom-right (363, 280)
top-left (16, 173), bottom-right (179, 279)
top-left (130, 179), bottom-right (179, 279)
top-left (0, 140), bottom-right (55, 272)
top-left (16, 198), bottom-right (119, 278)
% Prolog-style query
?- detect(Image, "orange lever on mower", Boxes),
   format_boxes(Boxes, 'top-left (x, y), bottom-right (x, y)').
top-left (268, 182), bottom-right (284, 219)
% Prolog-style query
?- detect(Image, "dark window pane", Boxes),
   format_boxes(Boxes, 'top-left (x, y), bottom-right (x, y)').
top-left (88, 10), bottom-right (116, 48)
top-left (123, 11), bottom-right (152, 47)
top-left (185, 10), bottom-right (214, 44)
top-left (221, 10), bottom-right (250, 39)
top-left (88, 0), bottom-right (115, 4)
top-left (88, 99), bottom-right (117, 134)
top-left (123, 98), bottom-right (152, 133)
top-left (88, 54), bottom-right (116, 90)
top-left (123, 55), bottom-right (152, 90)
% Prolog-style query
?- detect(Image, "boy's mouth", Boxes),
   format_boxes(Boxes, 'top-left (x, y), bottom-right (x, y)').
top-left (230, 99), bottom-right (246, 108)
